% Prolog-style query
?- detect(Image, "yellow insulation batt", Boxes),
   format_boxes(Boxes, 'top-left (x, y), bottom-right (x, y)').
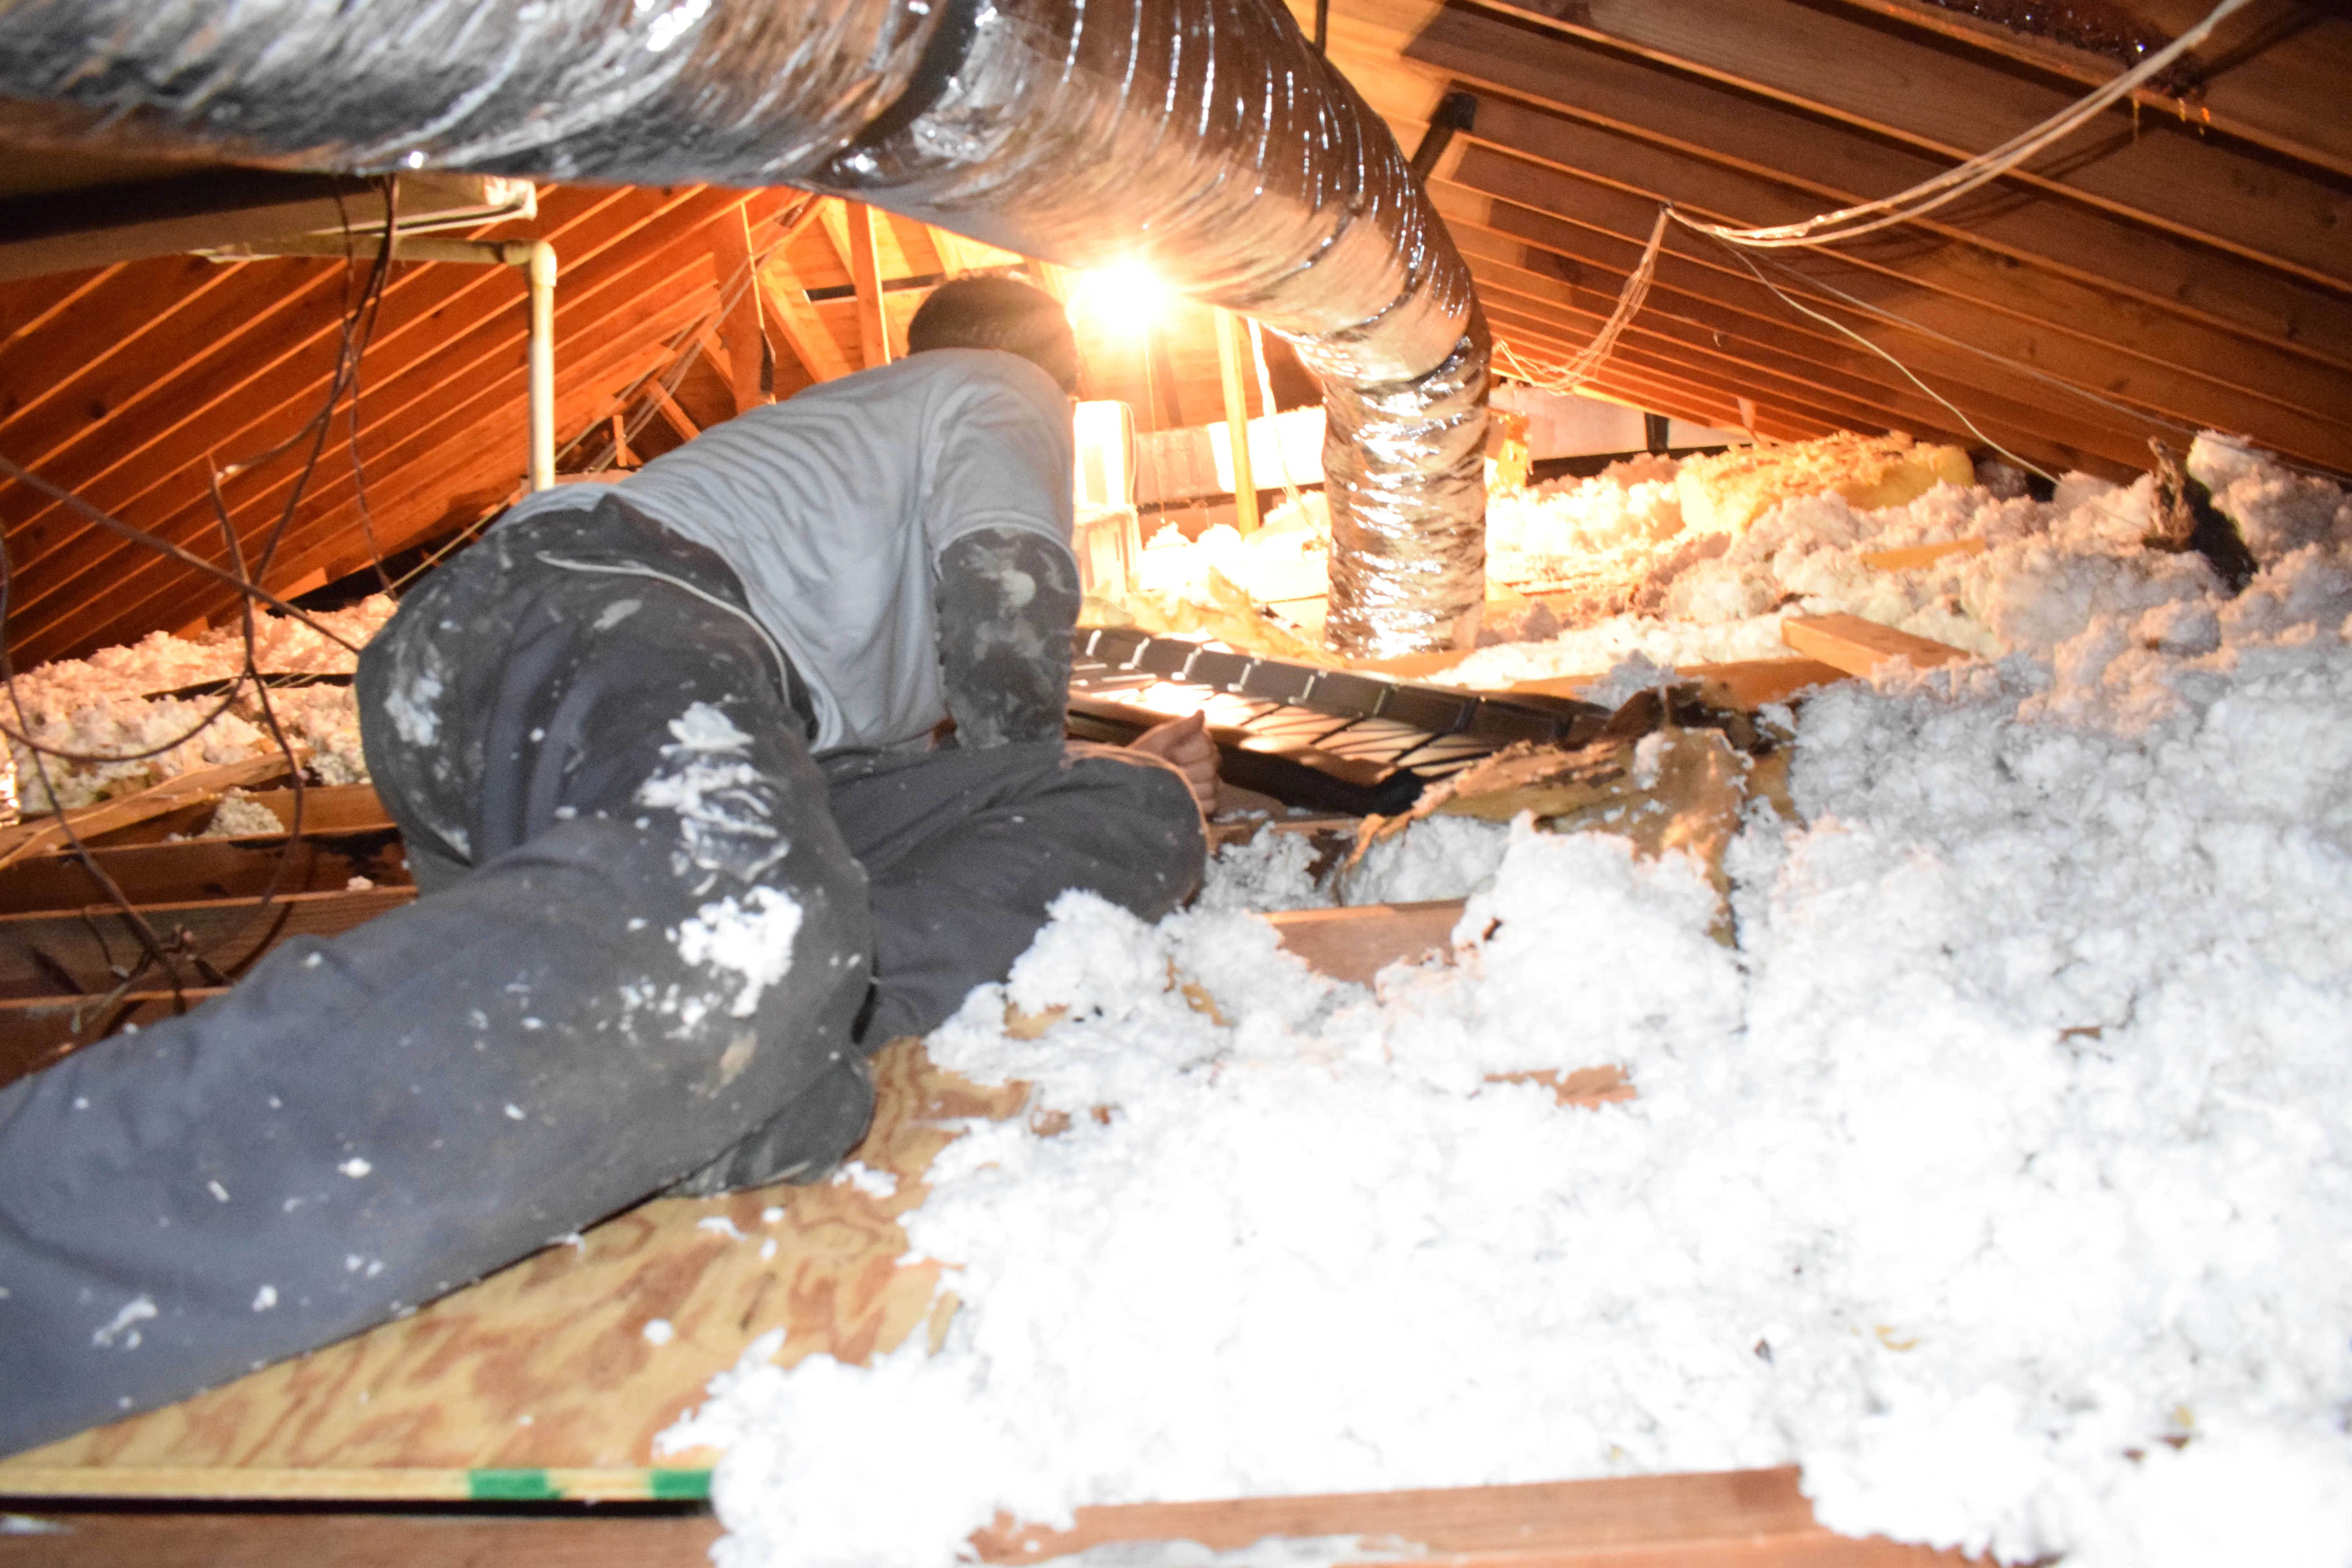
top-left (1677, 433), bottom-right (1974, 535)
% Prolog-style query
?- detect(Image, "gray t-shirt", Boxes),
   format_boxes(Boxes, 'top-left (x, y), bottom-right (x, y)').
top-left (496, 349), bottom-right (1074, 752)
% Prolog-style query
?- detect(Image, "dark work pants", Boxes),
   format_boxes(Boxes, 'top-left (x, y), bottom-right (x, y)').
top-left (0, 499), bottom-right (1202, 1458)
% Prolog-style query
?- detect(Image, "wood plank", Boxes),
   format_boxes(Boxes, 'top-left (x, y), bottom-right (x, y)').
top-left (1468, 248), bottom-right (2148, 476)
top-left (1859, 538), bottom-right (1985, 571)
top-left (1213, 308), bottom-right (1261, 532)
top-left (844, 200), bottom-right (891, 369)
top-left (1485, 659), bottom-right (1853, 712)
top-left (1485, 296), bottom-right (2101, 470)
top-left (0, 754), bottom-right (298, 871)
top-left (972, 1468), bottom-right (1950, 1564)
top-left (0, 884), bottom-right (415, 998)
top-left (31, 247), bottom-right (719, 659)
top-left (0, 1037), bottom-right (1025, 1495)
top-left (1444, 168), bottom-right (2303, 472)
top-left (76, 782), bottom-right (392, 848)
top-left (0, 256), bottom-right (263, 467)
top-left (926, 225), bottom-right (1025, 279)
top-left (1445, 205), bottom-right (2142, 465)
top-left (0, 264), bottom-right (123, 354)
top-left (1265, 899), bottom-right (1465, 985)
top-left (1475, 269), bottom-right (2147, 477)
top-left (0, 1513), bottom-right (725, 1568)
top-left (0, 182), bottom-right (701, 648)
top-left (0, 1487), bottom-right (1965, 1568)
top-left (0, 989), bottom-right (229, 1089)
top-left (755, 260), bottom-right (856, 383)
top-left (1354, 69), bottom-right (2352, 475)
top-left (1484, 301), bottom-right (1982, 464)
top-left (1482, 306), bottom-right (1837, 446)
top-left (704, 203), bottom-right (767, 416)
top-left (0, 829), bottom-right (405, 913)
top-left (644, 377), bottom-right (700, 442)
top-left (1781, 613), bottom-right (1976, 677)
top-left (0, 183), bottom-right (688, 658)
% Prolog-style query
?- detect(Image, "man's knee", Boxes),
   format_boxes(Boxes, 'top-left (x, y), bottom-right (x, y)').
top-left (1062, 743), bottom-right (1207, 912)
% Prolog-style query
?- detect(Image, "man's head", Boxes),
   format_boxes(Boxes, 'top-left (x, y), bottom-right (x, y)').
top-left (906, 276), bottom-right (1080, 396)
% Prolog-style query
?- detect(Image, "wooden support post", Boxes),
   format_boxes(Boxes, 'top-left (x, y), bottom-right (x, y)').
top-left (645, 379), bottom-right (699, 442)
top-left (845, 200), bottom-right (891, 369)
top-left (1214, 307), bottom-right (1260, 535)
top-left (755, 265), bottom-right (855, 383)
top-left (705, 205), bottom-right (769, 414)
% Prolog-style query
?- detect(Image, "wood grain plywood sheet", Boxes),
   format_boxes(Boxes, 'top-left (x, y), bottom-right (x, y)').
top-left (0, 1038), bottom-right (1026, 1501)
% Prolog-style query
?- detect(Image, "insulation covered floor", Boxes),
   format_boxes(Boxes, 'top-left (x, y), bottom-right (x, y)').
top-left (665, 438), bottom-right (2352, 1567)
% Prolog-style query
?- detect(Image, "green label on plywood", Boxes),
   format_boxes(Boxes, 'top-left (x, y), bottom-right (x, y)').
top-left (467, 1467), bottom-right (563, 1501)
top-left (649, 1468), bottom-right (713, 1501)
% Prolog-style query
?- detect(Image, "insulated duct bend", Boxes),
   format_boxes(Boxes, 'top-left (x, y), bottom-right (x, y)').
top-left (0, 0), bottom-right (1489, 654)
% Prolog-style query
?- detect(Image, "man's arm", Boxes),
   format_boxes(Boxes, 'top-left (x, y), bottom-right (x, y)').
top-left (935, 527), bottom-right (1080, 748)
top-left (935, 527), bottom-right (1220, 815)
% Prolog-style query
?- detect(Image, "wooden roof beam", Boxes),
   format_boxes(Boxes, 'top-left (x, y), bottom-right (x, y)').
top-left (1344, 72), bottom-right (2352, 473)
top-left (71, 313), bottom-right (701, 657)
top-left (706, 203), bottom-right (770, 415)
top-left (1439, 187), bottom-right (2223, 470)
top-left (0, 186), bottom-right (667, 603)
top-left (63, 234), bottom-right (719, 623)
top-left (6, 195), bottom-right (737, 655)
top-left (1470, 249), bottom-right (2160, 473)
top-left (1446, 143), bottom-right (2352, 473)
top-left (1394, 9), bottom-right (2352, 370)
top-left (1485, 310), bottom-right (1837, 443)
top-left (1423, 0), bottom-right (2352, 290)
top-left (1818, 0), bottom-right (2352, 181)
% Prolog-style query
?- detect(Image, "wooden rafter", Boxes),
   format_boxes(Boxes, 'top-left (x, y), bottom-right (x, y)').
top-left (1400, 11), bottom-right (2352, 379)
top-left (1446, 139), bottom-right (2352, 473)
top-left (843, 199), bottom-right (891, 369)
top-left (1818, 0), bottom-right (2352, 183)
top-left (706, 201), bottom-right (769, 415)
top-left (1436, 0), bottom-right (2352, 290)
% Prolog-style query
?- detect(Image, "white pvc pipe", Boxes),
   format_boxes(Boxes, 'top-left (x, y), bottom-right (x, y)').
top-left (216, 234), bottom-right (558, 490)
top-left (524, 240), bottom-right (557, 491)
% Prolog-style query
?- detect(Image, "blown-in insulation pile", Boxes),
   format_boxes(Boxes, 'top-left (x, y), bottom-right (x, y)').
top-left (664, 435), bottom-right (2352, 1568)
top-left (1450, 436), bottom-right (2289, 682)
top-left (3, 597), bottom-right (394, 813)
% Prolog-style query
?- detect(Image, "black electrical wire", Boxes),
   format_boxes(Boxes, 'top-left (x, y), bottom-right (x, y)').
top-left (333, 182), bottom-right (401, 595)
top-left (0, 180), bottom-right (401, 1029)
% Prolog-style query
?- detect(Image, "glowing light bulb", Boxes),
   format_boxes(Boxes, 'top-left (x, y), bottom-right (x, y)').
top-left (1075, 260), bottom-right (1171, 335)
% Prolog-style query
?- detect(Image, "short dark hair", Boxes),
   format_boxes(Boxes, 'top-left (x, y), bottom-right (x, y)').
top-left (906, 276), bottom-right (1079, 394)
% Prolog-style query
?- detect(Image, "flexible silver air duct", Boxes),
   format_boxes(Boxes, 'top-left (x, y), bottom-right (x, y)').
top-left (0, 0), bottom-right (1488, 654)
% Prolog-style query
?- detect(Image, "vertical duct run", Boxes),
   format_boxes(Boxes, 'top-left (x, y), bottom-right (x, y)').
top-left (0, 0), bottom-right (1488, 654)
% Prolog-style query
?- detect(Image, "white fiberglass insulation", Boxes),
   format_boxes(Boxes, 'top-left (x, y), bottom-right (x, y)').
top-left (665, 438), bottom-right (2352, 1568)
top-left (4, 597), bottom-right (394, 810)
top-left (1439, 436), bottom-right (2336, 688)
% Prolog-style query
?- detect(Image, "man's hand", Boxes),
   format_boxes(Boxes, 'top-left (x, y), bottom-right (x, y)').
top-left (1128, 710), bottom-right (1220, 817)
